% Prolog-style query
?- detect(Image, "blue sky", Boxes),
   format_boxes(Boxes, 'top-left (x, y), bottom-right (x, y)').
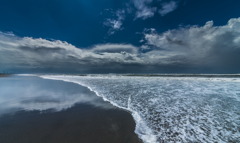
top-left (0, 0), bottom-right (240, 73)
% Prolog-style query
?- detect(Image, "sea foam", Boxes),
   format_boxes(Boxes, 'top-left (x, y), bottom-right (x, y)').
top-left (40, 75), bottom-right (240, 143)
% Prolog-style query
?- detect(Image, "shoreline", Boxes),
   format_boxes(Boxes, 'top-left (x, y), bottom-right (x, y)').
top-left (38, 74), bottom-right (240, 142)
top-left (39, 75), bottom-right (156, 143)
top-left (0, 74), bottom-right (11, 77)
top-left (0, 76), bottom-right (143, 143)
top-left (39, 76), bottom-right (145, 143)
top-left (22, 73), bottom-right (240, 78)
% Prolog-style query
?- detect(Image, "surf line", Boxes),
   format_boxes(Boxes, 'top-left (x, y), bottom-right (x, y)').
top-left (39, 75), bottom-right (157, 143)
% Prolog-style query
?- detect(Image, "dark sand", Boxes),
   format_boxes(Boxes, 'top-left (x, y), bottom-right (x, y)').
top-left (0, 74), bottom-right (11, 77)
top-left (0, 76), bottom-right (142, 143)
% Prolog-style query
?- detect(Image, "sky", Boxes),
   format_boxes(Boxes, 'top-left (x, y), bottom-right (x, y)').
top-left (0, 0), bottom-right (240, 74)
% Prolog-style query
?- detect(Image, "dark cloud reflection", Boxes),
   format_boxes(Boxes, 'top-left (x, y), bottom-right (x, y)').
top-left (0, 76), bottom-right (115, 116)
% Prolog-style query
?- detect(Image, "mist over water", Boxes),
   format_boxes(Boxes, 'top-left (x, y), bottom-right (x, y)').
top-left (40, 75), bottom-right (240, 143)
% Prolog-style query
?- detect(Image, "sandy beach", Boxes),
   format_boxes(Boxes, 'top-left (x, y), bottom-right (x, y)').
top-left (0, 76), bottom-right (142, 143)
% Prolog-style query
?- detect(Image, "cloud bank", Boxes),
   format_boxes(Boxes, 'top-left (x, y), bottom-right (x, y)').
top-left (1, 17), bottom-right (240, 73)
top-left (143, 17), bottom-right (240, 72)
top-left (0, 32), bottom-right (143, 73)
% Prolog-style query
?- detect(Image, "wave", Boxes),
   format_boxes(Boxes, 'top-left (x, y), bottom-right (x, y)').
top-left (39, 75), bottom-right (240, 143)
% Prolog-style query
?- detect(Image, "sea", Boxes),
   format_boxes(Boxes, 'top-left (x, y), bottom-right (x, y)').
top-left (36, 74), bottom-right (240, 143)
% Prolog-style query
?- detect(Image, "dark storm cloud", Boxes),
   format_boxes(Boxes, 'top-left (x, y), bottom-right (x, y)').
top-left (0, 17), bottom-right (240, 73)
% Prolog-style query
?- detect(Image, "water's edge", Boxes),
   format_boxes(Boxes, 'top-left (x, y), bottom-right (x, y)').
top-left (39, 76), bottom-right (147, 143)
top-left (22, 74), bottom-right (240, 143)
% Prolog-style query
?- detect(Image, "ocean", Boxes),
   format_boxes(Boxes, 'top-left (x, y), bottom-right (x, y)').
top-left (40, 74), bottom-right (240, 143)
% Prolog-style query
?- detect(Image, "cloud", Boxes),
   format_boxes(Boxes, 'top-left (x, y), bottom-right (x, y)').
top-left (103, 0), bottom-right (179, 23)
top-left (90, 44), bottom-right (138, 54)
top-left (103, 10), bottom-right (125, 35)
top-left (143, 17), bottom-right (240, 72)
top-left (158, 1), bottom-right (178, 16)
top-left (0, 33), bottom-right (143, 73)
top-left (132, 0), bottom-right (179, 19)
top-left (1, 17), bottom-right (240, 73)
top-left (133, 0), bottom-right (157, 20)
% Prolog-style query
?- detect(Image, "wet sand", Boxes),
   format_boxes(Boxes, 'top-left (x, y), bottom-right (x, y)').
top-left (0, 74), bottom-right (11, 77)
top-left (0, 76), bottom-right (142, 143)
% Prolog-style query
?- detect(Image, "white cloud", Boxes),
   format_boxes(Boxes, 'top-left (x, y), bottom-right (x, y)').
top-left (135, 7), bottom-right (157, 20)
top-left (133, 0), bottom-right (157, 20)
top-left (158, 1), bottom-right (178, 16)
top-left (0, 33), bottom-right (143, 72)
top-left (103, 10), bottom-right (125, 35)
top-left (1, 17), bottom-right (240, 73)
top-left (104, 0), bottom-right (179, 22)
top-left (133, 0), bottom-right (179, 19)
top-left (143, 17), bottom-right (240, 69)
top-left (90, 44), bottom-right (138, 54)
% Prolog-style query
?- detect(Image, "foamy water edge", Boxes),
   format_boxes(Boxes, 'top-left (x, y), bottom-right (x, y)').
top-left (39, 75), bottom-right (156, 143)
top-left (19, 74), bottom-right (240, 143)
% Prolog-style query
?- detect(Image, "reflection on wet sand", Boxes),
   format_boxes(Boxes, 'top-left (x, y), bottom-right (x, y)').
top-left (0, 76), bottom-right (115, 116)
top-left (0, 76), bottom-right (141, 143)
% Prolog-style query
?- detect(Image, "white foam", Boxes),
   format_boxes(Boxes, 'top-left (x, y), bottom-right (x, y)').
top-left (38, 75), bottom-right (240, 143)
